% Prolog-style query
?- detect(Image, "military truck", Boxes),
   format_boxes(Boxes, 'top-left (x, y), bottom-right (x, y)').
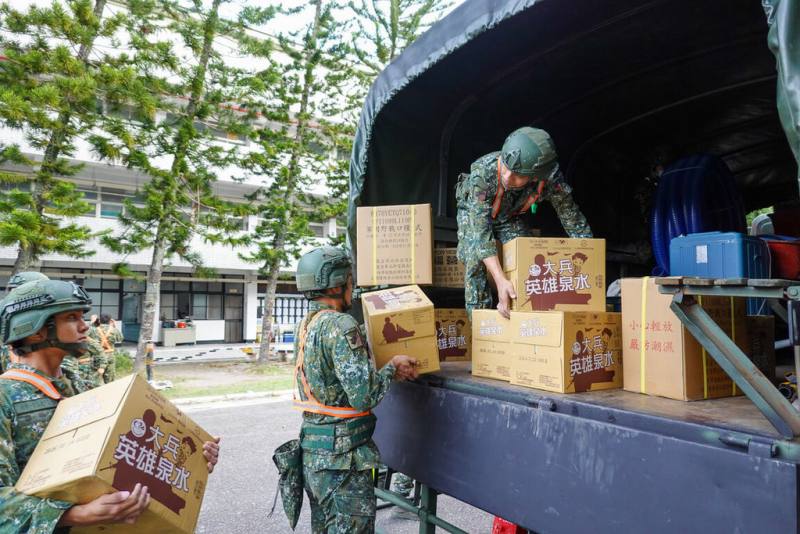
top-left (348, 0), bottom-right (800, 532)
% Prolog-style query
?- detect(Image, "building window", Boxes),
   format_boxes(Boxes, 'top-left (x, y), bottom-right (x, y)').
top-left (258, 294), bottom-right (307, 325)
top-left (309, 223), bottom-right (325, 238)
top-left (160, 276), bottom-right (227, 320)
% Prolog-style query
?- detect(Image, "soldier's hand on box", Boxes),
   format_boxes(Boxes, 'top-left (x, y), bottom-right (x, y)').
top-left (496, 278), bottom-right (516, 319)
top-left (204, 436), bottom-right (221, 473)
top-left (390, 355), bottom-right (419, 381)
top-left (59, 483), bottom-right (151, 527)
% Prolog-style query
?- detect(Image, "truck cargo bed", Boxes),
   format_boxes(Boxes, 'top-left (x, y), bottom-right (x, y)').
top-left (374, 362), bottom-right (800, 533)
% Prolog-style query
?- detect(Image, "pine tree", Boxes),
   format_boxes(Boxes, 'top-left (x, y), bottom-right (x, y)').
top-left (91, 0), bottom-right (267, 370)
top-left (347, 0), bottom-right (451, 76)
top-left (0, 0), bottom-right (124, 272)
top-left (238, 0), bottom-right (354, 363)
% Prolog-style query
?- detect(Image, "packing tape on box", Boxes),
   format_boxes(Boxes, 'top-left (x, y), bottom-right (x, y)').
top-left (411, 206), bottom-right (416, 284)
top-left (697, 296), bottom-right (737, 399)
top-left (639, 277), bottom-right (648, 393)
top-left (372, 207), bottom-right (377, 284)
top-left (369, 206), bottom-right (417, 284)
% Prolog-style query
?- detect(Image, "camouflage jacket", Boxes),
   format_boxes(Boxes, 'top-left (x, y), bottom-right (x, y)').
top-left (0, 348), bottom-right (93, 394)
top-left (0, 362), bottom-right (78, 533)
top-left (89, 325), bottom-right (123, 353)
top-left (294, 302), bottom-right (396, 472)
top-left (456, 151), bottom-right (593, 264)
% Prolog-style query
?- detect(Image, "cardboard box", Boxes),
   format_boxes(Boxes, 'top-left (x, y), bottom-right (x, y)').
top-left (621, 277), bottom-right (748, 401)
top-left (746, 315), bottom-right (776, 380)
top-left (356, 204), bottom-right (433, 286)
top-left (435, 309), bottom-right (471, 361)
top-left (510, 311), bottom-right (622, 393)
top-left (17, 375), bottom-right (213, 534)
top-left (471, 310), bottom-right (513, 381)
top-left (502, 237), bottom-right (606, 312)
top-left (361, 285), bottom-right (440, 374)
top-left (433, 248), bottom-right (465, 288)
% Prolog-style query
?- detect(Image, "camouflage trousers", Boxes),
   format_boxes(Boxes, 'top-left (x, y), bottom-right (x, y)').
top-left (303, 464), bottom-right (375, 533)
top-left (464, 216), bottom-right (533, 320)
top-left (102, 352), bottom-right (116, 384)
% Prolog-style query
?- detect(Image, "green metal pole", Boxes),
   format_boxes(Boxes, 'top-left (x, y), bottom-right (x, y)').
top-left (419, 484), bottom-right (437, 534)
top-left (374, 487), bottom-right (468, 534)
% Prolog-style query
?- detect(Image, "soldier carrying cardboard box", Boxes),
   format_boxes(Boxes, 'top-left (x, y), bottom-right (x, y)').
top-left (273, 247), bottom-right (418, 532)
top-left (0, 278), bottom-right (220, 532)
top-left (456, 127), bottom-right (593, 319)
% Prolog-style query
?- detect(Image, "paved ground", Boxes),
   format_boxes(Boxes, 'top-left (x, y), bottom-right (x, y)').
top-left (184, 396), bottom-right (494, 533)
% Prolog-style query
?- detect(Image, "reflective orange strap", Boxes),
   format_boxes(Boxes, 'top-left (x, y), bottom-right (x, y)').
top-left (293, 310), bottom-right (370, 418)
top-left (516, 180), bottom-right (546, 215)
top-left (292, 400), bottom-right (371, 418)
top-left (491, 158), bottom-right (506, 219)
top-left (1, 369), bottom-right (62, 400)
top-left (96, 327), bottom-right (113, 352)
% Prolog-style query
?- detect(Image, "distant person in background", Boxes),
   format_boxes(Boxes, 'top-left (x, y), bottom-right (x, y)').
top-left (145, 341), bottom-right (156, 382)
top-left (89, 314), bottom-right (124, 383)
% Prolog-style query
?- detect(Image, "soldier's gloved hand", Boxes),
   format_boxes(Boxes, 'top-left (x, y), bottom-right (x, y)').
top-left (59, 482), bottom-right (151, 526)
top-left (390, 355), bottom-right (419, 381)
top-left (496, 278), bottom-right (516, 319)
top-left (204, 436), bottom-right (221, 473)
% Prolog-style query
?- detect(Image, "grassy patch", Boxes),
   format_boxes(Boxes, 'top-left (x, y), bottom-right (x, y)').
top-left (115, 352), bottom-right (133, 377)
top-left (160, 376), bottom-right (294, 399)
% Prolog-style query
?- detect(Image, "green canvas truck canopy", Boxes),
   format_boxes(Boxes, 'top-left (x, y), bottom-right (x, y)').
top-left (348, 0), bottom-right (800, 268)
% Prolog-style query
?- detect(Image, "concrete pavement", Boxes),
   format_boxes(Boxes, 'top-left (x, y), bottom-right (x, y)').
top-left (186, 397), bottom-right (494, 533)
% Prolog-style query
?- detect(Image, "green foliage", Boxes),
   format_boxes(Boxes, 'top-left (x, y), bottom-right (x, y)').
top-left (238, 0), bottom-right (351, 276)
top-left (115, 350), bottom-right (134, 377)
top-left (347, 0), bottom-right (452, 76)
top-left (92, 0), bottom-right (266, 272)
top-left (0, 0), bottom-right (121, 269)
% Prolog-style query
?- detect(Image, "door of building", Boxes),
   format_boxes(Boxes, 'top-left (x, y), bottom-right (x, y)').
top-left (224, 294), bottom-right (243, 343)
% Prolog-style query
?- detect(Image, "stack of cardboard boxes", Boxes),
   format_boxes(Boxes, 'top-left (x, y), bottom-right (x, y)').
top-left (357, 202), bottom-right (772, 402)
top-left (473, 237), bottom-right (622, 393)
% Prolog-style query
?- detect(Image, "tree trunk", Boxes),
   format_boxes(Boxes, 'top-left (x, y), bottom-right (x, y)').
top-left (256, 0), bottom-right (323, 364)
top-left (135, 231), bottom-right (167, 372)
top-left (257, 250), bottom-right (283, 363)
top-left (13, 0), bottom-right (107, 271)
top-left (132, 0), bottom-right (221, 372)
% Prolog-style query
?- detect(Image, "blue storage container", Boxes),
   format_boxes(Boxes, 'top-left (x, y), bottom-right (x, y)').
top-left (669, 231), bottom-right (770, 314)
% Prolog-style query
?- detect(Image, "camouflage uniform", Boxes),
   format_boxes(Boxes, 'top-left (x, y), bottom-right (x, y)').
top-left (74, 338), bottom-right (106, 389)
top-left (89, 324), bottom-right (123, 383)
top-left (296, 301), bottom-right (396, 533)
top-left (0, 362), bottom-right (78, 533)
top-left (0, 346), bottom-right (10, 374)
top-left (456, 152), bottom-right (593, 318)
top-left (0, 348), bottom-right (92, 393)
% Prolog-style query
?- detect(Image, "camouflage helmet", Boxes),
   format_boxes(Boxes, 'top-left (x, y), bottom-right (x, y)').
top-left (501, 127), bottom-right (558, 177)
top-left (0, 279), bottom-right (92, 353)
top-left (296, 247), bottom-right (351, 297)
top-left (7, 271), bottom-right (49, 291)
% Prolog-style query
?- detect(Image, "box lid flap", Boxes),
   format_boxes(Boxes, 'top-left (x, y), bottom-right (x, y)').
top-left (41, 375), bottom-right (135, 440)
top-left (361, 285), bottom-right (432, 315)
top-left (510, 312), bottom-right (564, 347)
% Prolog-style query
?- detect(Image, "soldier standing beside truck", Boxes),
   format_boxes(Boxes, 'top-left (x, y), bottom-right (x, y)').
top-left (273, 247), bottom-right (418, 533)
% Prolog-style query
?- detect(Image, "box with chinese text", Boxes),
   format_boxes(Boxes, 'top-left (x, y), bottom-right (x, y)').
top-left (17, 374), bottom-right (213, 534)
top-left (361, 285), bottom-right (440, 374)
top-left (472, 310), bottom-right (513, 381)
top-left (502, 237), bottom-right (606, 312)
top-left (745, 315), bottom-right (775, 379)
top-left (510, 311), bottom-right (622, 393)
top-left (621, 277), bottom-right (748, 401)
top-left (434, 309), bottom-right (471, 361)
top-left (433, 248), bottom-right (465, 288)
top-left (356, 204), bottom-right (433, 286)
